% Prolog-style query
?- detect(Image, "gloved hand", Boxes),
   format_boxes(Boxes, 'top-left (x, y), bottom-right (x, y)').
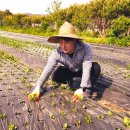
top-left (72, 87), bottom-right (91, 102)
top-left (27, 87), bottom-right (43, 101)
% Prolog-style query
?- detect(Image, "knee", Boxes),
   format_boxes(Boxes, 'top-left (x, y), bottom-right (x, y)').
top-left (91, 62), bottom-right (101, 77)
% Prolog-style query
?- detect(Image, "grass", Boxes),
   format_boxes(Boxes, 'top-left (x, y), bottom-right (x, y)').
top-left (1, 26), bottom-right (129, 46)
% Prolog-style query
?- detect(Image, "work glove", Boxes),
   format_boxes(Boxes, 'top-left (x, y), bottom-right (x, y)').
top-left (72, 87), bottom-right (91, 102)
top-left (27, 87), bottom-right (43, 101)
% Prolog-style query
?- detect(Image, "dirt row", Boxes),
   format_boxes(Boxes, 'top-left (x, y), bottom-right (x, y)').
top-left (0, 31), bottom-right (130, 130)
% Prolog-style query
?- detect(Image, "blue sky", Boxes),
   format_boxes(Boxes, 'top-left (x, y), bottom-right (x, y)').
top-left (0, 0), bottom-right (91, 14)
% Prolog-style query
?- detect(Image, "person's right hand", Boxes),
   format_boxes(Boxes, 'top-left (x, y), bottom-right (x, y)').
top-left (27, 87), bottom-right (41, 101)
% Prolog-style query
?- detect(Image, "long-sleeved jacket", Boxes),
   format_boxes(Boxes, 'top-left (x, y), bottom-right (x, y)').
top-left (36, 41), bottom-right (93, 88)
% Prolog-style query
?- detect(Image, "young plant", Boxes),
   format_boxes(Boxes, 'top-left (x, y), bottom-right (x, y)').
top-left (49, 114), bottom-right (56, 119)
top-left (82, 105), bottom-right (87, 109)
top-left (20, 77), bottom-right (26, 83)
top-left (27, 93), bottom-right (38, 101)
top-left (51, 101), bottom-right (57, 107)
top-left (63, 123), bottom-right (68, 130)
top-left (15, 111), bottom-right (21, 116)
top-left (96, 114), bottom-right (105, 120)
top-left (0, 112), bottom-right (6, 120)
top-left (60, 111), bottom-right (67, 116)
top-left (75, 119), bottom-right (81, 127)
top-left (8, 123), bottom-right (17, 130)
top-left (25, 83), bottom-right (31, 88)
top-left (71, 107), bottom-right (77, 113)
top-left (107, 111), bottom-right (113, 116)
top-left (23, 122), bottom-right (30, 127)
top-left (124, 116), bottom-right (130, 128)
top-left (84, 115), bottom-right (93, 124)
top-left (49, 93), bottom-right (56, 97)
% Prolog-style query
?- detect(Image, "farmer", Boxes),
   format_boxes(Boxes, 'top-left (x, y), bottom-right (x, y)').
top-left (28, 21), bottom-right (101, 101)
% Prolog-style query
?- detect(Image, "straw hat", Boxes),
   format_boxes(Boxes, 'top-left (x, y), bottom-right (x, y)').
top-left (48, 21), bottom-right (82, 43)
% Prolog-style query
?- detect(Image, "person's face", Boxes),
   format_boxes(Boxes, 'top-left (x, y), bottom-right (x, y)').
top-left (59, 37), bottom-right (76, 54)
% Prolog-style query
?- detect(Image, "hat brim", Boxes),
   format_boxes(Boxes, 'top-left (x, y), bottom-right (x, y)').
top-left (48, 35), bottom-right (82, 43)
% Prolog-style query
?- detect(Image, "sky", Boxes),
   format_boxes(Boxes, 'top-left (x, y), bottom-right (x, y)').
top-left (0, 0), bottom-right (91, 15)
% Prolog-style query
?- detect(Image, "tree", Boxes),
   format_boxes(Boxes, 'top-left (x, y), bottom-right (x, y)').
top-left (72, 4), bottom-right (90, 31)
top-left (21, 16), bottom-right (32, 28)
top-left (46, 0), bottom-right (62, 29)
top-left (88, 0), bottom-right (130, 36)
top-left (4, 9), bottom-right (12, 16)
top-left (0, 11), bottom-right (4, 26)
top-left (108, 15), bottom-right (130, 38)
top-left (3, 15), bottom-right (14, 26)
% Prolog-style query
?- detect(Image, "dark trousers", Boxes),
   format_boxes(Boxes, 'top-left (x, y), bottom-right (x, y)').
top-left (51, 62), bottom-right (101, 87)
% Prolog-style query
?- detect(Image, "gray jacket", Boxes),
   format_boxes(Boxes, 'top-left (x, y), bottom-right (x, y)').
top-left (37, 41), bottom-right (93, 88)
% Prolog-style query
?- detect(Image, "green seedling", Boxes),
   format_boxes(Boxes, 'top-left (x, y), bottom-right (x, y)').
top-left (8, 123), bottom-right (17, 130)
top-left (28, 93), bottom-right (38, 101)
top-left (0, 112), bottom-right (6, 120)
top-left (8, 102), bottom-right (14, 106)
top-left (51, 101), bottom-right (57, 107)
top-left (59, 84), bottom-right (70, 90)
top-left (11, 72), bottom-right (15, 76)
top-left (20, 100), bottom-right (25, 104)
top-left (26, 83), bottom-right (31, 88)
top-left (23, 91), bottom-right (28, 96)
top-left (45, 80), bottom-right (57, 86)
top-left (11, 80), bottom-right (17, 84)
top-left (75, 119), bottom-right (81, 127)
top-left (115, 128), bottom-right (122, 130)
top-left (124, 116), bottom-right (130, 128)
top-left (7, 87), bottom-right (13, 90)
top-left (15, 111), bottom-right (21, 116)
top-left (3, 73), bottom-right (7, 77)
top-left (96, 114), bottom-right (104, 120)
top-left (107, 111), bottom-right (112, 116)
top-left (85, 115), bottom-right (93, 124)
top-left (23, 122), bottom-right (30, 127)
top-left (126, 64), bottom-right (130, 70)
top-left (49, 114), bottom-right (56, 119)
top-left (20, 77), bottom-right (26, 83)
top-left (82, 105), bottom-right (87, 109)
top-left (39, 106), bottom-right (45, 110)
top-left (60, 111), bottom-right (67, 116)
top-left (60, 101), bottom-right (65, 106)
top-left (71, 107), bottom-right (77, 113)
top-left (63, 123), bottom-right (68, 130)
top-left (49, 93), bottom-right (56, 97)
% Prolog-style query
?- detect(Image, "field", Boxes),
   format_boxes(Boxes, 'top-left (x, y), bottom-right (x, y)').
top-left (0, 31), bottom-right (130, 130)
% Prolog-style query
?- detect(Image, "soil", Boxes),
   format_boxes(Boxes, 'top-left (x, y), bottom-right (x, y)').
top-left (0, 30), bottom-right (130, 130)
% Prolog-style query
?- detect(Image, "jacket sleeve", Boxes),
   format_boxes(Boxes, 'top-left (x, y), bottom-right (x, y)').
top-left (80, 44), bottom-right (93, 88)
top-left (36, 50), bottom-right (59, 88)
